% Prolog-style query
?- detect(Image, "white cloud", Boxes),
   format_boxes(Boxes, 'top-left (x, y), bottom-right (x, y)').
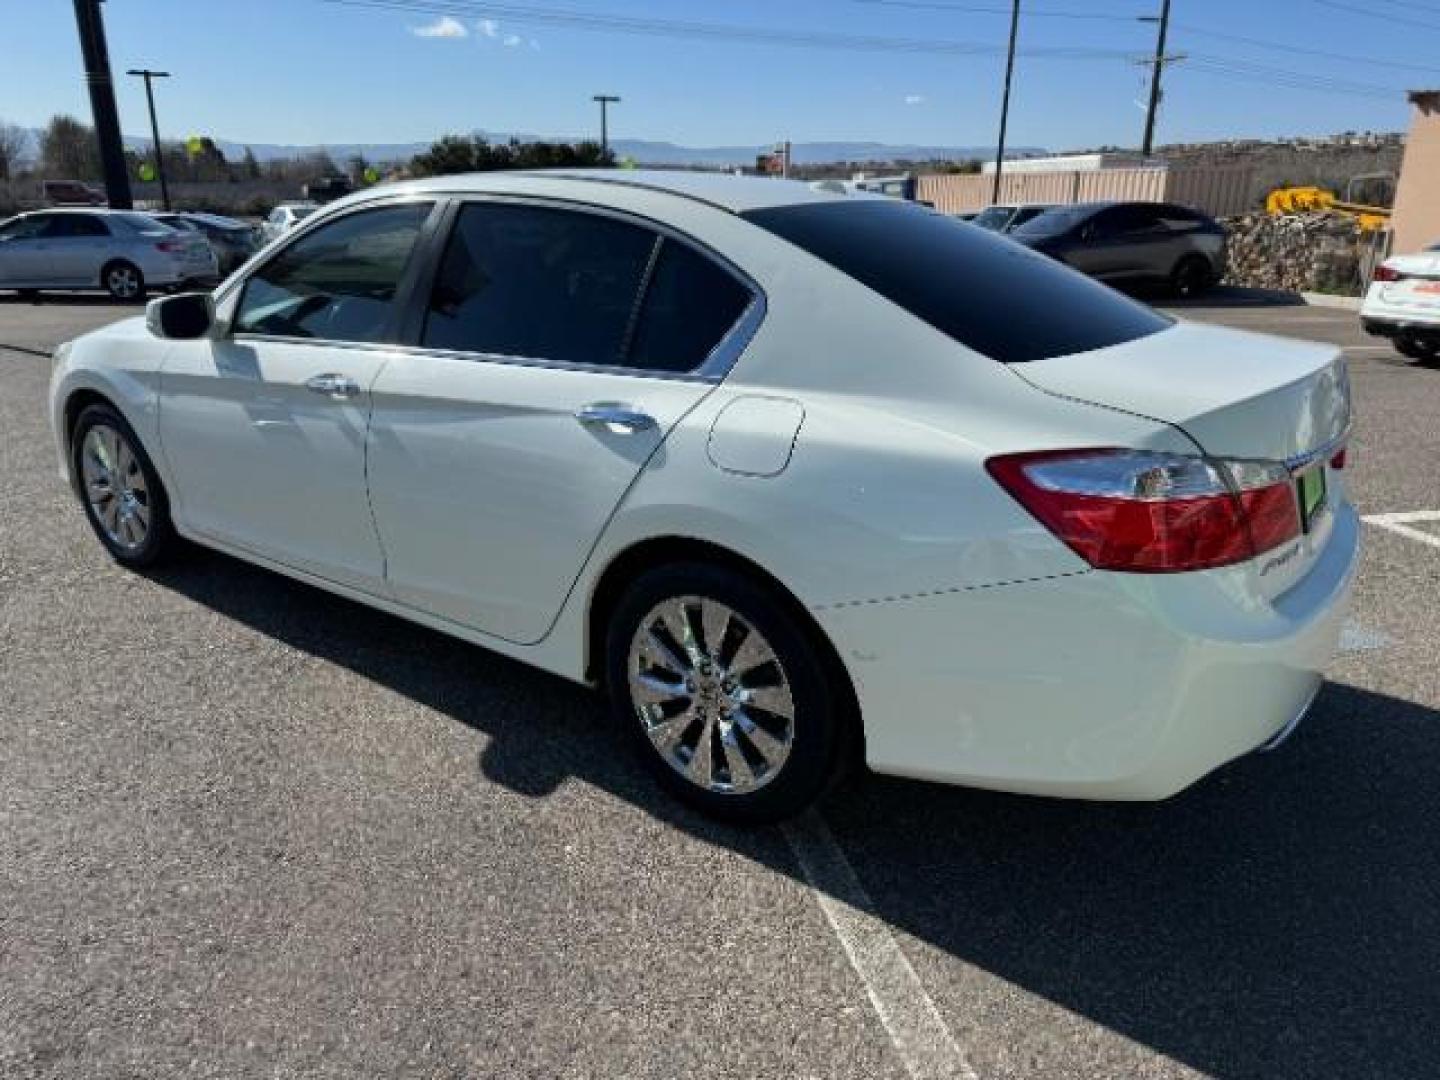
top-left (904, 94), bottom-right (926, 106)
top-left (411, 15), bottom-right (468, 38)
top-left (477, 18), bottom-right (499, 38)
top-left (503, 33), bottom-right (523, 47)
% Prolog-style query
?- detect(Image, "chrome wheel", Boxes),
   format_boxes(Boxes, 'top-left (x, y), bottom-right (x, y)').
top-left (106, 265), bottom-right (140, 299)
top-left (627, 596), bottom-right (795, 795)
top-left (80, 424), bottom-right (151, 551)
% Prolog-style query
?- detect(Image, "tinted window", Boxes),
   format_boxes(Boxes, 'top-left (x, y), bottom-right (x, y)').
top-left (50, 215), bottom-right (110, 238)
top-left (970, 207), bottom-right (1012, 231)
top-left (743, 200), bottom-right (1170, 364)
top-left (1012, 205), bottom-right (1091, 238)
top-left (236, 202), bottom-right (431, 343)
top-left (422, 203), bottom-right (656, 365)
top-left (1008, 206), bottom-right (1052, 229)
top-left (629, 240), bottom-right (753, 373)
top-left (1093, 205), bottom-right (1162, 239)
top-left (0, 215), bottom-right (50, 241)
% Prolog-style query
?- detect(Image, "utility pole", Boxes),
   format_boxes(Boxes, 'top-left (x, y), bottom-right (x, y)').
top-left (1140, 0), bottom-right (1173, 158)
top-left (127, 69), bottom-right (171, 210)
top-left (72, 0), bottom-right (132, 208)
top-left (592, 94), bottom-right (620, 160)
top-left (991, 0), bottom-right (1020, 204)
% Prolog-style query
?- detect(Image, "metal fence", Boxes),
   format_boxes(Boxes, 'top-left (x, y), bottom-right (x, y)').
top-left (918, 167), bottom-right (1257, 218)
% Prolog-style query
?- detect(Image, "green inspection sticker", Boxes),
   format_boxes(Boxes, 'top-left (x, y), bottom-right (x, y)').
top-left (1297, 466), bottom-right (1328, 529)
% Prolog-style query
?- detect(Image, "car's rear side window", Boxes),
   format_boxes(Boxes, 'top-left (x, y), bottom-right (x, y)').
top-left (628, 240), bottom-right (753, 373)
top-left (422, 202), bottom-right (753, 374)
top-left (744, 200), bottom-right (1170, 363)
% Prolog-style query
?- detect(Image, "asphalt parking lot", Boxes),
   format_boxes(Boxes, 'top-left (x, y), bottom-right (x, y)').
top-left (3, 289), bottom-right (1439, 1079)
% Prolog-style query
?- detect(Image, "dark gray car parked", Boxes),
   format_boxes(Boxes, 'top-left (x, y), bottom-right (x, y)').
top-left (151, 212), bottom-right (258, 275)
top-left (1012, 201), bottom-right (1227, 297)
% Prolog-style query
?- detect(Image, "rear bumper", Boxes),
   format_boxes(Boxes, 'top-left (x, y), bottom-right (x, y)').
top-left (817, 503), bottom-right (1361, 801)
top-left (1360, 288), bottom-right (1440, 337)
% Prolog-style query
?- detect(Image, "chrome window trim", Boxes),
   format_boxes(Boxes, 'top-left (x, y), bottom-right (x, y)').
top-left (405, 192), bottom-right (767, 382)
top-left (382, 291), bottom-right (766, 385)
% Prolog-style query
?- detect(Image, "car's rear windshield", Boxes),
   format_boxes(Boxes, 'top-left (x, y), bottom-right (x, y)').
top-left (742, 200), bottom-right (1170, 364)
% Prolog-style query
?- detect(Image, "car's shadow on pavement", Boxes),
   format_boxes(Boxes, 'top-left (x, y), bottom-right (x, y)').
top-left (146, 546), bottom-right (1438, 1080)
top-left (0, 292), bottom-right (141, 307)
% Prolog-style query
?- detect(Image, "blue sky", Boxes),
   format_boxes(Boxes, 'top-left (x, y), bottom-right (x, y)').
top-left (3, 0), bottom-right (1435, 151)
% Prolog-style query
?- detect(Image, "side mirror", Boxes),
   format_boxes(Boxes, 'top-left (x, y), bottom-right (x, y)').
top-left (146, 292), bottom-right (215, 340)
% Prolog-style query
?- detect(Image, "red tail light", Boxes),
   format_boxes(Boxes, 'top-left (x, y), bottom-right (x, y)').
top-left (155, 239), bottom-right (186, 254)
top-left (986, 449), bottom-right (1301, 573)
top-left (1373, 264), bottom-right (1403, 283)
top-left (1330, 446), bottom-right (1347, 470)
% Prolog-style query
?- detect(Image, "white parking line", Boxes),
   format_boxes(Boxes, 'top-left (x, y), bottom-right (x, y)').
top-left (1362, 510), bottom-right (1440, 550)
top-left (782, 810), bottom-right (976, 1080)
top-left (1340, 618), bottom-right (1393, 653)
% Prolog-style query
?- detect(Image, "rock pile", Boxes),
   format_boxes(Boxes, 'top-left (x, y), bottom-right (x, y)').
top-left (1220, 211), bottom-right (1366, 295)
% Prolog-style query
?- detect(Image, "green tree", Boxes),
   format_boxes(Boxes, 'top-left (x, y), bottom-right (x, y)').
top-left (241, 146), bottom-right (261, 180)
top-left (40, 114), bottom-right (100, 180)
top-left (410, 134), bottom-right (614, 177)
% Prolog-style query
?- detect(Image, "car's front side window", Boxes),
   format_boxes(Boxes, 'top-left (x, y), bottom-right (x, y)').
top-left (421, 202), bottom-right (657, 366)
top-left (234, 202), bottom-right (433, 344)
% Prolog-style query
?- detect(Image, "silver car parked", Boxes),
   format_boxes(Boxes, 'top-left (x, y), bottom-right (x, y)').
top-left (0, 208), bottom-right (217, 301)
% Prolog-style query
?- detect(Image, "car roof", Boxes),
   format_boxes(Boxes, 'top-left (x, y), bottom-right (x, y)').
top-left (387, 169), bottom-right (876, 214)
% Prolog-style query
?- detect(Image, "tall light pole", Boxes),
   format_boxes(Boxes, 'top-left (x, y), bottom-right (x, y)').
top-left (1139, 0), bottom-right (1173, 158)
top-left (72, 0), bottom-right (132, 208)
top-left (592, 94), bottom-right (620, 160)
top-left (991, 0), bottom-right (1020, 204)
top-left (127, 68), bottom-right (171, 209)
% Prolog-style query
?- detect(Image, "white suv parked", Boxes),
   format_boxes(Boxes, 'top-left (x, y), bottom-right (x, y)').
top-left (1361, 242), bottom-right (1440, 363)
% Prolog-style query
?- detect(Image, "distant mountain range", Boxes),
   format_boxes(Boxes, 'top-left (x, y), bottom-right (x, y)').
top-left (18, 128), bottom-right (1038, 168)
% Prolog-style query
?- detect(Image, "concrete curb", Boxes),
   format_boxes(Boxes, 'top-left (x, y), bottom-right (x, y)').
top-left (1300, 292), bottom-right (1364, 312)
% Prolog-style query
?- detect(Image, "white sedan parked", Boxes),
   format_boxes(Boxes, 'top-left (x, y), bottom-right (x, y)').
top-left (0, 208), bottom-right (217, 300)
top-left (1361, 242), bottom-right (1440, 363)
top-left (48, 171), bottom-right (1358, 821)
top-left (260, 201), bottom-right (320, 243)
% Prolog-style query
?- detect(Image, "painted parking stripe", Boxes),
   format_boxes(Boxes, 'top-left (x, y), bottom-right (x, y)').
top-left (1340, 618), bottom-right (1392, 653)
top-left (1362, 510), bottom-right (1440, 551)
top-left (783, 810), bottom-right (976, 1080)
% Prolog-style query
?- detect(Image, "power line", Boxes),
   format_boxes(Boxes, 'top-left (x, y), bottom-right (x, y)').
top-left (322, 0), bottom-right (1413, 104)
top-left (1309, 0), bottom-right (1440, 31)
top-left (849, 0), bottom-right (1146, 23)
top-left (319, 0), bottom-right (1136, 59)
top-left (1172, 23), bottom-right (1440, 77)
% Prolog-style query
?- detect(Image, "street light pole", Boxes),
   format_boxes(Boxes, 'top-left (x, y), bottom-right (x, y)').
top-left (72, 0), bottom-right (132, 208)
top-left (991, 0), bottom-right (1020, 205)
top-left (1139, 0), bottom-right (1173, 158)
top-left (127, 68), bottom-right (171, 209)
top-left (592, 94), bottom-right (620, 160)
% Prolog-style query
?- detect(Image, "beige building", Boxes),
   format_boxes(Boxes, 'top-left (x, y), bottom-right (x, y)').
top-left (1390, 91), bottom-right (1440, 255)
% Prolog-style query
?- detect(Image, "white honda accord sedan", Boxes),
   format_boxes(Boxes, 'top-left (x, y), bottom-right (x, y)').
top-left (49, 171), bottom-right (1358, 822)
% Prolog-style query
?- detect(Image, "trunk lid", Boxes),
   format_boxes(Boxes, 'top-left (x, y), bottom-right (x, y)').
top-left (1010, 320), bottom-right (1350, 464)
top-left (1010, 320), bottom-right (1351, 598)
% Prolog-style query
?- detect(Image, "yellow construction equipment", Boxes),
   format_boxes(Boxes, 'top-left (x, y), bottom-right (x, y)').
top-left (1265, 185), bottom-right (1391, 232)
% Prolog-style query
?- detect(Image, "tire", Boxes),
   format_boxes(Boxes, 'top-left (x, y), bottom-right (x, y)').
top-left (1394, 336), bottom-right (1421, 359)
top-left (605, 562), bottom-right (850, 824)
top-left (71, 402), bottom-right (177, 568)
top-left (1170, 255), bottom-right (1214, 298)
top-left (101, 260), bottom-right (146, 302)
